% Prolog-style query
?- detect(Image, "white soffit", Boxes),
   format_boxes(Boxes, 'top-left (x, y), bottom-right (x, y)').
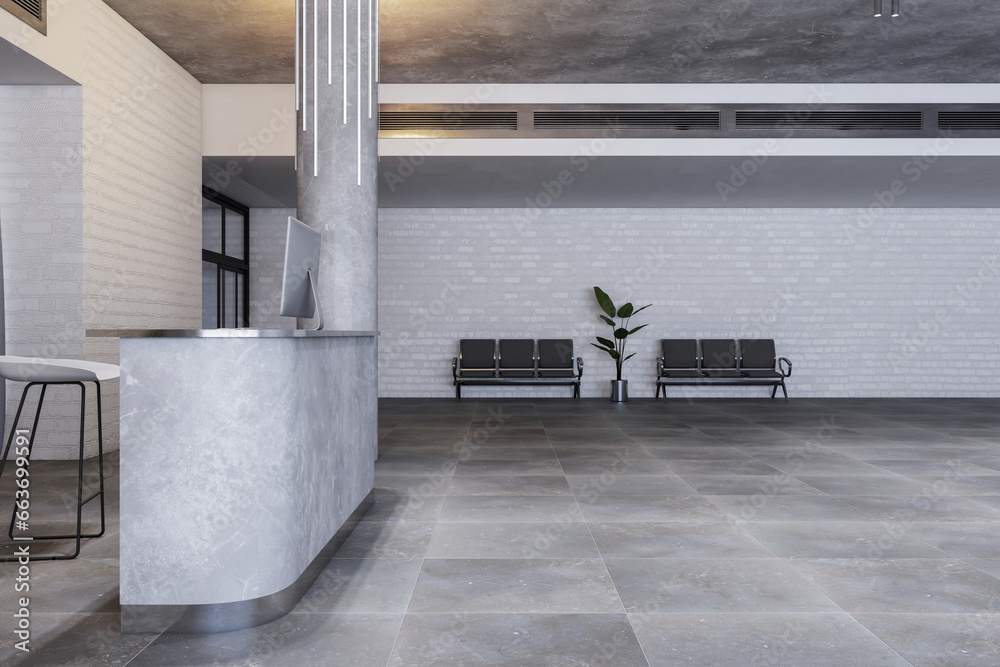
top-left (379, 83), bottom-right (1000, 105)
top-left (379, 137), bottom-right (1000, 158)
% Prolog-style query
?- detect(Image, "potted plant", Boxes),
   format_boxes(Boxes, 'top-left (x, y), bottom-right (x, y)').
top-left (592, 286), bottom-right (651, 402)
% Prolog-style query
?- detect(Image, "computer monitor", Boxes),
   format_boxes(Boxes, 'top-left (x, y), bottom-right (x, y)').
top-left (279, 216), bottom-right (324, 330)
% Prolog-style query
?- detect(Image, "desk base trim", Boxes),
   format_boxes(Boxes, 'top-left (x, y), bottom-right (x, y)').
top-left (121, 491), bottom-right (373, 634)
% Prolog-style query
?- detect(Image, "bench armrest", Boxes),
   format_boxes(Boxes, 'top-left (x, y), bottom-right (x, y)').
top-left (778, 357), bottom-right (793, 377)
top-left (577, 357), bottom-right (584, 379)
top-left (656, 356), bottom-right (664, 377)
top-left (452, 357), bottom-right (458, 382)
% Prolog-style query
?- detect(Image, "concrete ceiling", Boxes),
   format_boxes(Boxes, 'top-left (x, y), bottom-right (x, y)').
top-left (102, 0), bottom-right (294, 84)
top-left (103, 0), bottom-right (1000, 208)
top-left (104, 0), bottom-right (1000, 85)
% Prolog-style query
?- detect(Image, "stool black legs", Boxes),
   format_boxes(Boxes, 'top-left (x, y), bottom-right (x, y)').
top-left (0, 380), bottom-right (106, 561)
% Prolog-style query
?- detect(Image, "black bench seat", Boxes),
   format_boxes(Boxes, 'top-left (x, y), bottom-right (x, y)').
top-left (656, 338), bottom-right (792, 400)
top-left (452, 338), bottom-right (583, 398)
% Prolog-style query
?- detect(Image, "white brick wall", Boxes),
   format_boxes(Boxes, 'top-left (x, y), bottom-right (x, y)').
top-left (0, 85), bottom-right (86, 454)
top-left (1, 0), bottom-right (202, 459)
top-left (79, 0), bottom-right (202, 458)
top-left (378, 207), bottom-right (1000, 398)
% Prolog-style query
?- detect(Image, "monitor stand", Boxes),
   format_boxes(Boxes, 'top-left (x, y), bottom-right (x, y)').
top-left (308, 269), bottom-right (324, 331)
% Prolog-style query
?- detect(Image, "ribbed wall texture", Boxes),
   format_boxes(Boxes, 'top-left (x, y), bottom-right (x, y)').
top-left (378, 207), bottom-right (1000, 398)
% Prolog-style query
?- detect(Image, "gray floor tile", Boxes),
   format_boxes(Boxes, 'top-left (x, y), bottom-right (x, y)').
top-left (295, 558), bottom-right (423, 612)
top-left (407, 559), bottom-right (624, 613)
top-left (605, 558), bottom-right (842, 613)
top-left (866, 459), bottom-right (1000, 477)
top-left (454, 459), bottom-right (564, 476)
top-left (901, 522), bottom-right (1000, 558)
top-left (365, 490), bottom-right (446, 522)
top-left (16, 398), bottom-right (1000, 665)
top-left (837, 495), bottom-right (1000, 523)
top-left (741, 521), bottom-right (950, 558)
top-left (425, 521), bottom-right (600, 559)
top-left (438, 495), bottom-right (584, 523)
top-left (459, 445), bottom-right (558, 462)
top-left (388, 613), bottom-right (649, 666)
top-left (703, 494), bottom-right (876, 521)
top-left (855, 613), bottom-right (1000, 667)
top-left (794, 474), bottom-right (939, 497)
top-left (682, 474), bottom-right (825, 496)
top-left (566, 473), bottom-right (697, 499)
top-left (670, 459), bottom-right (783, 476)
top-left (332, 520), bottom-right (434, 559)
top-left (578, 495), bottom-right (727, 523)
top-left (787, 558), bottom-right (1000, 613)
top-left (127, 612), bottom-right (404, 666)
top-left (0, 612), bottom-right (156, 667)
top-left (630, 613), bottom-right (910, 667)
top-left (589, 520), bottom-right (775, 559)
top-left (446, 474), bottom-right (573, 496)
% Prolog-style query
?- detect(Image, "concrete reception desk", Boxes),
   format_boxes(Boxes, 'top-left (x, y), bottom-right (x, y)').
top-left (88, 329), bottom-right (377, 633)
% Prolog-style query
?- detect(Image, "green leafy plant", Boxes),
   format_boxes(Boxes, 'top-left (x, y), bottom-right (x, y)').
top-left (592, 286), bottom-right (651, 381)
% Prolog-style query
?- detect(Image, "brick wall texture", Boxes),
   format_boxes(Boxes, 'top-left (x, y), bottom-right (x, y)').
top-left (1, 0), bottom-right (202, 459)
top-left (378, 207), bottom-right (1000, 398)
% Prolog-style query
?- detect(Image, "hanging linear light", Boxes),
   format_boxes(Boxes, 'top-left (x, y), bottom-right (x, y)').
top-left (357, 0), bottom-right (362, 185)
top-left (891, 0), bottom-right (900, 16)
top-left (873, 0), bottom-right (882, 16)
top-left (343, 0), bottom-right (348, 125)
top-left (295, 0), bottom-right (300, 110)
top-left (313, 0), bottom-right (319, 177)
top-left (368, 0), bottom-right (373, 119)
top-left (328, 0), bottom-right (333, 85)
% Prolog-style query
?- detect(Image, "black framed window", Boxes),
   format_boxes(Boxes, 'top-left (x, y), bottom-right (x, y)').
top-left (202, 188), bottom-right (250, 328)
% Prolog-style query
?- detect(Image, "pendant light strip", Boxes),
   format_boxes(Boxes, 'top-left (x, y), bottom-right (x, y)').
top-left (302, 0), bottom-right (308, 131)
top-left (313, 0), bottom-right (319, 176)
top-left (343, 0), bottom-right (348, 125)
top-left (375, 0), bottom-right (379, 83)
top-left (328, 0), bottom-right (333, 85)
top-left (368, 0), bottom-right (373, 118)
top-left (295, 0), bottom-right (300, 110)
top-left (357, 0), bottom-right (362, 185)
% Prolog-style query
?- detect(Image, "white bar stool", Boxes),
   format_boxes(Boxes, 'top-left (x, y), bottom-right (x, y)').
top-left (0, 355), bottom-right (120, 561)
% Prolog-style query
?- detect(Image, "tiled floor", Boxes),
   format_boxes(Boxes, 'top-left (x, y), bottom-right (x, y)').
top-left (3, 398), bottom-right (1000, 665)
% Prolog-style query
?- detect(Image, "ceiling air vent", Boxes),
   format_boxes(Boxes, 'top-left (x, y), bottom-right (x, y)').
top-left (736, 110), bottom-right (922, 131)
top-left (1, 0), bottom-right (45, 35)
top-left (379, 111), bottom-right (518, 131)
top-left (534, 110), bottom-right (720, 131)
top-left (938, 111), bottom-right (1000, 130)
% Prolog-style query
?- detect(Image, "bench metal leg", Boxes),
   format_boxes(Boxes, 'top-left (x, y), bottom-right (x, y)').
top-left (455, 384), bottom-right (461, 399)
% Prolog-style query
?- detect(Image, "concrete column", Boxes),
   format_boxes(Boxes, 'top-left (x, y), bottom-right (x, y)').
top-left (296, 0), bottom-right (378, 332)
